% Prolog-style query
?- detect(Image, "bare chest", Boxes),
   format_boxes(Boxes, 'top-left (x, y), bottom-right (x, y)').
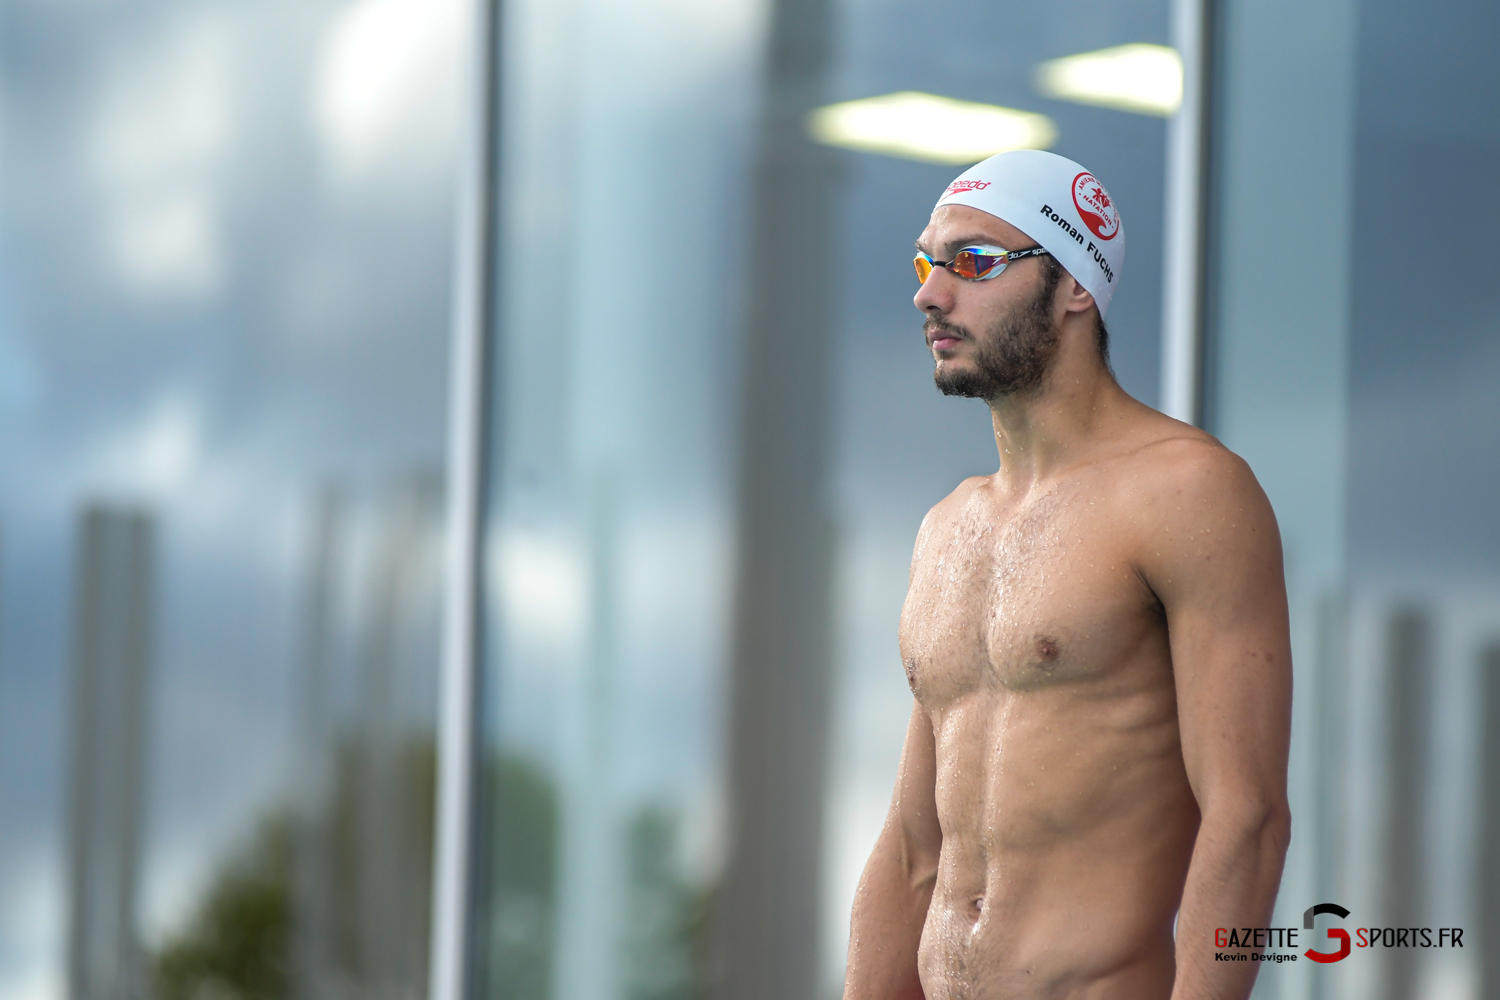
top-left (898, 489), bottom-right (1158, 703)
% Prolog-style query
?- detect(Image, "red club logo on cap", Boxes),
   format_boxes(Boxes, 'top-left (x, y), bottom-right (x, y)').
top-left (1071, 172), bottom-right (1119, 241)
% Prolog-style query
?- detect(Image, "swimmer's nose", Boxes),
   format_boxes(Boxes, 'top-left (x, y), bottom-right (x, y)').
top-left (915, 265), bottom-right (956, 314)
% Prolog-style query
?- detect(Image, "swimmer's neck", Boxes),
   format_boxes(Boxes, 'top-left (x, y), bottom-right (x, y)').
top-left (986, 321), bottom-right (1137, 494)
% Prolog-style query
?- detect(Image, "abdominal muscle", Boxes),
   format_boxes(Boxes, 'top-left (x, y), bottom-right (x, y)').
top-left (915, 684), bottom-right (1201, 1000)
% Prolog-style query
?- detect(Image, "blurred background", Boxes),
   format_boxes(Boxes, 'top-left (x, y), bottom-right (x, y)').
top-left (0, 0), bottom-right (1495, 998)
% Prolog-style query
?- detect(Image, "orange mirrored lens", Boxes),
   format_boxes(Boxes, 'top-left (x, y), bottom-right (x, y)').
top-left (915, 249), bottom-right (1010, 284)
top-left (951, 249), bottom-right (1006, 279)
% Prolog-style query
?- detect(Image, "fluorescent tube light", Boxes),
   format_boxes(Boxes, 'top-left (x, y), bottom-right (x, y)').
top-left (807, 91), bottom-right (1057, 165)
top-left (1035, 44), bottom-right (1182, 117)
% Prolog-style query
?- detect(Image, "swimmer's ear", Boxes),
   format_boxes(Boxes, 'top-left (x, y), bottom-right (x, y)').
top-left (1058, 270), bottom-right (1096, 316)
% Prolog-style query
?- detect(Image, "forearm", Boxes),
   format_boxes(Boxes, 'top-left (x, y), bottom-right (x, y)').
top-left (1171, 803), bottom-right (1291, 1000)
top-left (843, 822), bottom-right (936, 1000)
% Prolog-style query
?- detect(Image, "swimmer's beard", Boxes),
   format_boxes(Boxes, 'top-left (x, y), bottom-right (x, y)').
top-left (929, 266), bottom-right (1061, 400)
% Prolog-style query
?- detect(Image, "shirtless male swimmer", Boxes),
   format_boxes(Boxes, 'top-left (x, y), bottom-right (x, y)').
top-left (842, 151), bottom-right (1293, 1000)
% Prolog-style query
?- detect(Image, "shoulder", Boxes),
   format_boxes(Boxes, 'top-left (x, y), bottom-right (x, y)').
top-left (922, 473), bottom-right (991, 521)
top-left (912, 474), bottom-right (992, 553)
top-left (1095, 413), bottom-right (1269, 522)
top-left (1109, 427), bottom-right (1284, 596)
top-left (1140, 436), bottom-right (1262, 503)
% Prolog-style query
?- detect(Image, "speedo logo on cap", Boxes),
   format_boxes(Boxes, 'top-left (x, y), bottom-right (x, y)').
top-left (1071, 172), bottom-right (1119, 241)
top-left (944, 179), bottom-right (991, 196)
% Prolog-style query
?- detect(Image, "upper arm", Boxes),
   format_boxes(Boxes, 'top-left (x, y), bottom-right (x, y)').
top-left (1135, 443), bottom-right (1292, 821)
top-left (891, 701), bottom-right (942, 868)
top-left (846, 701), bottom-right (939, 998)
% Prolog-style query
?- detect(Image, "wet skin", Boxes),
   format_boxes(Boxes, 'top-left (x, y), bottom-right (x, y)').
top-left (843, 207), bottom-right (1292, 1000)
top-left (902, 445), bottom-right (1203, 999)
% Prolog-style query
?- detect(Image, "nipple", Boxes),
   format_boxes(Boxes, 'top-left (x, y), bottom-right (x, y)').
top-left (1034, 636), bottom-right (1059, 671)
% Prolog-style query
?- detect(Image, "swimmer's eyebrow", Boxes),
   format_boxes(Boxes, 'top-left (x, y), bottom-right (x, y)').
top-left (915, 234), bottom-right (1005, 256)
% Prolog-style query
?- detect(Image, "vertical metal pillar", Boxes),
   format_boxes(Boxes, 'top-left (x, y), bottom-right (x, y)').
top-left (360, 473), bottom-right (445, 998)
top-left (719, 0), bottom-right (838, 995)
top-left (66, 505), bottom-right (155, 1000)
top-left (429, 0), bottom-right (500, 997)
top-left (1160, 0), bottom-right (1213, 425)
top-left (1382, 607), bottom-right (1429, 1000)
top-left (1481, 641), bottom-right (1500, 1000)
top-left (293, 486), bottom-right (343, 1000)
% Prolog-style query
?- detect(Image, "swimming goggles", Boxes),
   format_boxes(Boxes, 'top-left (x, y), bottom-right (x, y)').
top-left (914, 244), bottom-right (1051, 284)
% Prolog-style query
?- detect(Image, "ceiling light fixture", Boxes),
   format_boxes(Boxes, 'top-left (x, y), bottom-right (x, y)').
top-left (807, 91), bottom-right (1057, 165)
top-left (1035, 44), bottom-right (1183, 117)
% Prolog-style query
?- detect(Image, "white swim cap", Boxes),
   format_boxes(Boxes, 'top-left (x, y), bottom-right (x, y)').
top-left (934, 149), bottom-right (1125, 317)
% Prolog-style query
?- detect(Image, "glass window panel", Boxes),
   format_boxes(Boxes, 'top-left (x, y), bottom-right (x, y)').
top-left (0, 2), bottom-right (459, 998)
top-left (476, 1), bottom-right (1171, 997)
top-left (1209, 0), bottom-right (1499, 997)
top-left (477, 1), bottom-right (761, 996)
top-left (1205, 7), bottom-right (1358, 994)
top-left (823, 3), bottom-right (1169, 995)
top-left (1345, 2), bottom-right (1500, 999)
